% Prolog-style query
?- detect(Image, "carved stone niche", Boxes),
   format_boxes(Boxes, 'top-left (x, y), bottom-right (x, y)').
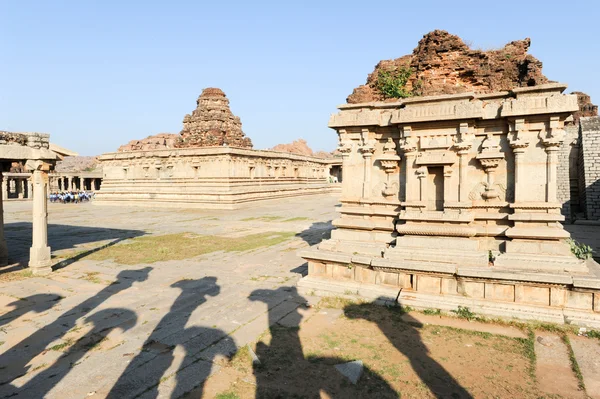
top-left (474, 134), bottom-right (505, 200)
top-left (377, 138), bottom-right (400, 198)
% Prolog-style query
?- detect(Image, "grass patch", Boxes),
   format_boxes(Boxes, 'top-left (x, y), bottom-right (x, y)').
top-left (87, 231), bottom-right (296, 264)
top-left (49, 338), bottom-right (75, 352)
top-left (317, 296), bottom-right (362, 310)
top-left (422, 308), bottom-right (441, 316)
top-left (215, 391), bottom-right (240, 399)
top-left (563, 335), bottom-right (586, 391)
top-left (241, 216), bottom-right (283, 222)
top-left (283, 217), bottom-right (310, 222)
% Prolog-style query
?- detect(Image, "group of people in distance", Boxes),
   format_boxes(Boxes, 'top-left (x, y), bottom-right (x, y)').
top-left (49, 191), bottom-right (95, 204)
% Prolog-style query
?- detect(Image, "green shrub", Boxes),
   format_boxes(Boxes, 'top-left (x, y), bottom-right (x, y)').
top-left (376, 67), bottom-right (413, 99)
top-left (567, 239), bottom-right (593, 260)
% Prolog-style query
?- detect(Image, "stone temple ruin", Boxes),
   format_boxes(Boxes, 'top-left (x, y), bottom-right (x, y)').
top-left (95, 88), bottom-right (338, 209)
top-left (299, 32), bottom-right (600, 327)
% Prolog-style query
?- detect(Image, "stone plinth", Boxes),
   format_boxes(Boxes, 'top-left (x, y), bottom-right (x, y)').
top-left (300, 84), bottom-right (600, 327)
top-left (95, 147), bottom-right (336, 209)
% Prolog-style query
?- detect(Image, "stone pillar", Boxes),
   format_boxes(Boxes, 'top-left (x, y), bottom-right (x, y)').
top-left (0, 172), bottom-right (7, 266)
top-left (360, 150), bottom-right (374, 198)
top-left (443, 166), bottom-right (453, 205)
top-left (27, 179), bottom-right (32, 199)
top-left (28, 168), bottom-right (52, 275)
top-left (68, 177), bottom-right (73, 192)
top-left (18, 179), bottom-right (25, 199)
top-left (417, 167), bottom-right (427, 202)
top-left (80, 177), bottom-right (85, 191)
top-left (1, 176), bottom-right (6, 201)
top-left (545, 145), bottom-right (560, 203)
top-left (92, 178), bottom-right (98, 191)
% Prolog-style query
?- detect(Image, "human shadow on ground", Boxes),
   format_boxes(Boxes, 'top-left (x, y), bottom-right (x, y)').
top-left (295, 220), bottom-right (333, 246)
top-left (0, 267), bottom-right (151, 397)
top-left (344, 301), bottom-right (473, 399)
top-left (249, 286), bottom-right (399, 398)
top-left (107, 276), bottom-right (234, 399)
top-left (0, 293), bottom-right (63, 329)
top-left (16, 308), bottom-right (138, 398)
top-left (2, 222), bottom-right (146, 273)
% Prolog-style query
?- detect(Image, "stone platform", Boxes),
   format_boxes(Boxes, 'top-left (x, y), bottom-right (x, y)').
top-left (95, 147), bottom-right (339, 209)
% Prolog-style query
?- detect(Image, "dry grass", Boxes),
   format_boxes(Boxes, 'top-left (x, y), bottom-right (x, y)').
top-left (86, 232), bottom-right (295, 264)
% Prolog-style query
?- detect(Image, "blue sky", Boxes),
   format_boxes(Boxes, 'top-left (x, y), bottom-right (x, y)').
top-left (2, 0), bottom-right (598, 156)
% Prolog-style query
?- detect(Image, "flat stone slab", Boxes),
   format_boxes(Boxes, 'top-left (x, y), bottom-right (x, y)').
top-left (334, 360), bottom-right (363, 384)
top-left (570, 335), bottom-right (600, 399)
top-left (535, 333), bottom-right (585, 398)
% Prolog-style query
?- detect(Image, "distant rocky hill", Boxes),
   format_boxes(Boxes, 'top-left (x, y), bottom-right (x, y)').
top-left (269, 139), bottom-right (334, 159)
top-left (347, 30), bottom-right (549, 103)
top-left (55, 156), bottom-right (100, 173)
top-left (118, 133), bottom-right (179, 152)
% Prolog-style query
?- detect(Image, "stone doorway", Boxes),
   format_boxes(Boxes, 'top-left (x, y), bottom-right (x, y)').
top-left (427, 166), bottom-right (444, 211)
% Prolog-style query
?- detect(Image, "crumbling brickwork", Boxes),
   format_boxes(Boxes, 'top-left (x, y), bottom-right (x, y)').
top-left (347, 30), bottom-right (548, 103)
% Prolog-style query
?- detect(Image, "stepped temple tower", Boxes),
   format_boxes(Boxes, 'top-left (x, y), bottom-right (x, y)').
top-left (95, 88), bottom-right (338, 209)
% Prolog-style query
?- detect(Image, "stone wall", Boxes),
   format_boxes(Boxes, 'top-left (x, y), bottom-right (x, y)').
top-left (579, 117), bottom-right (600, 220)
top-left (95, 147), bottom-right (336, 209)
top-left (558, 125), bottom-right (580, 222)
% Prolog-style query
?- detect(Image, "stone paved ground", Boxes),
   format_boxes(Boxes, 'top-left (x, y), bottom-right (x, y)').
top-left (1, 195), bottom-right (599, 398)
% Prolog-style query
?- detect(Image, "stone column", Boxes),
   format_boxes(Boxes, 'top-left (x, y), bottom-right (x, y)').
top-left (417, 167), bottom-right (427, 202)
top-left (511, 144), bottom-right (528, 202)
top-left (0, 172), bottom-right (7, 266)
top-left (92, 178), bottom-right (98, 191)
top-left (80, 177), bottom-right (85, 190)
top-left (457, 149), bottom-right (470, 202)
top-left (28, 167), bottom-right (52, 275)
top-left (18, 179), bottom-right (25, 199)
top-left (27, 179), bottom-right (32, 199)
top-left (68, 177), bottom-right (73, 191)
top-left (443, 166), bottom-right (453, 205)
top-left (1, 176), bottom-right (6, 201)
top-left (545, 145), bottom-right (560, 202)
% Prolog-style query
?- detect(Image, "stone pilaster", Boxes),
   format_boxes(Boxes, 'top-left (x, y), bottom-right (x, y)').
top-left (0, 172), bottom-right (7, 266)
top-left (509, 119), bottom-right (529, 203)
top-left (1, 176), bottom-right (7, 201)
top-left (28, 166), bottom-right (52, 275)
top-left (358, 129), bottom-right (375, 199)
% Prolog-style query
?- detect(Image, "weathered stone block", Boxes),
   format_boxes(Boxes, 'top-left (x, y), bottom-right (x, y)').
top-left (515, 285), bottom-right (550, 306)
top-left (461, 281), bottom-right (485, 298)
top-left (332, 264), bottom-right (353, 280)
top-left (566, 291), bottom-right (593, 310)
top-left (354, 266), bottom-right (376, 285)
top-left (398, 273), bottom-right (412, 289)
top-left (441, 278), bottom-right (457, 294)
top-left (417, 275), bottom-right (441, 294)
top-left (309, 261), bottom-right (328, 276)
top-left (376, 271), bottom-right (399, 287)
top-left (550, 287), bottom-right (567, 307)
top-left (486, 283), bottom-right (515, 302)
top-left (594, 293), bottom-right (600, 313)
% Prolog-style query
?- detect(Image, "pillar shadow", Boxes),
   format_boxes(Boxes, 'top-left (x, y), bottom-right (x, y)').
top-left (2, 222), bottom-right (146, 274)
top-left (344, 301), bottom-right (473, 399)
top-left (107, 276), bottom-right (234, 399)
top-left (295, 220), bottom-right (333, 246)
top-left (15, 308), bottom-right (138, 398)
top-left (249, 286), bottom-right (399, 398)
top-left (0, 293), bottom-right (62, 329)
top-left (0, 267), bottom-right (151, 396)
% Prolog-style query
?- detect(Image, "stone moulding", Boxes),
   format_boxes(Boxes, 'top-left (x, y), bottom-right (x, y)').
top-left (298, 249), bottom-right (600, 327)
top-left (95, 146), bottom-right (340, 209)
